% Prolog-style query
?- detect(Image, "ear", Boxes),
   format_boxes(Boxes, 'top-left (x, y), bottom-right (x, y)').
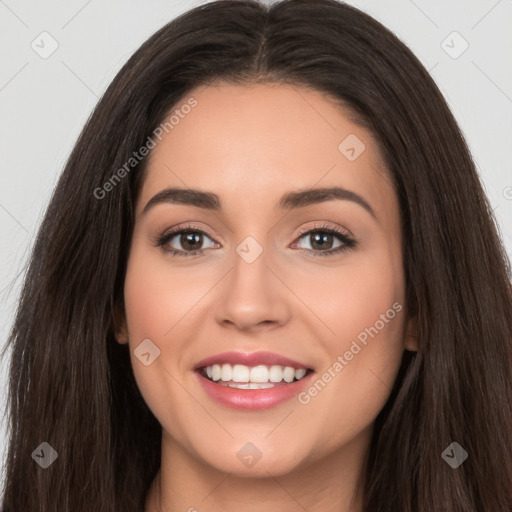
top-left (404, 315), bottom-right (418, 352)
top-left (113, 302), bottom-right (129, 345)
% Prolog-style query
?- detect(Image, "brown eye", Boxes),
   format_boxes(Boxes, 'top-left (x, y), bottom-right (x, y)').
top-left (296, 230), bottom-right (344, 252)
top-left (291, 225), bottom-right (357, 257)
top-left (309, 232), bottom-right (335, 250)
top-left (179, 232), bottom-right (203, 251)
top-left (157, 227), bottom-right (218, 256)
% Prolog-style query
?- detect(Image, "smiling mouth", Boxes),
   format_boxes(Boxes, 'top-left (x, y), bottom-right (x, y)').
top-left (198, 363), bottom-right (313, 389)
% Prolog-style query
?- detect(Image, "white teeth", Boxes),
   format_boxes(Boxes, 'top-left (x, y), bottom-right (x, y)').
top-left (283, 366), bottom-right (295, 383)
top-left (220, 364), bottom-right (232, 381)
top-left (269, 365), bottom-right (283, 382)
top-left (211, 364), bottom-right (221, 381)
top-left (203, 363), bottom-right (309, 385)
top-left (224, 382), bottom-right (275, 389)
top-left (294, 368), bottom-right (307, 380)
top-left (232, 364), bottom-right (250, 382)
top-left (250, 365), bottom-right (269, 383)
top-left (249, 382), bottom-right (274, 389)
top-left (226, 382), bottom-right (250, 389)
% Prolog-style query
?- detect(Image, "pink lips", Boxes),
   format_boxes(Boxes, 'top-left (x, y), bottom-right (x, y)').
top-left (194, 351), bottom-right (314, 410)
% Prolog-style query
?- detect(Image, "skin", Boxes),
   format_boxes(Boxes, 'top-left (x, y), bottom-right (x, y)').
top-left (116, 82), bottom-right (418, 512)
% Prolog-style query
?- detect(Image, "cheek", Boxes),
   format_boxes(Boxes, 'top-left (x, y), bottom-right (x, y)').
top-left (122, 241), bottom-right (214, 341)
top-left (121, 246), bottom-right (181, 421)
top-left (121, 243), bottom-right (223, 441)
top-left (291, 248), bottom-right (405, 347)
top-left (294, 253), bottom-right (406, 430)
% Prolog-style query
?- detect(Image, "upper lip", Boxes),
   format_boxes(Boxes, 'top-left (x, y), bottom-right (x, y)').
top-left (193, 351), bottom-right (313, 371)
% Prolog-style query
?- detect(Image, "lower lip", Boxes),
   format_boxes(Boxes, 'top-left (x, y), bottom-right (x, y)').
top-left (195, 370), bottom-right (314, 410)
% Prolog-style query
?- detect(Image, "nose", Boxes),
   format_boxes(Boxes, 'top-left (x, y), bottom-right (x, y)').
top-left (214, 246), bottom-right (292, 333)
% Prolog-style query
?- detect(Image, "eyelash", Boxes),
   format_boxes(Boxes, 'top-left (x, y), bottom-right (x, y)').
top-left (156, 223), bottom-right (357, 258)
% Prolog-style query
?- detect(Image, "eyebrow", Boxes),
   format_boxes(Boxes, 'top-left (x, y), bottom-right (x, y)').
top-left (142, 186), bottom-right (376, 220)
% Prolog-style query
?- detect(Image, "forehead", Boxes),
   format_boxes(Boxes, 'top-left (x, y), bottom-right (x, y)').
top-left (139, 82), bottom-right (396, 220)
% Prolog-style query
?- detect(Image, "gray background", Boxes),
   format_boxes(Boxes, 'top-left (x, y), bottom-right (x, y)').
top-left (1, 0), bottom-right (511, 487)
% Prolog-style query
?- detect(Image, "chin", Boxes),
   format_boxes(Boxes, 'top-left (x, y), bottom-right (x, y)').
top-left (197, 438), bottom-right (311, 477)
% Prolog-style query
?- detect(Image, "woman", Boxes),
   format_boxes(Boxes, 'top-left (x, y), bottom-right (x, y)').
top-left (2, 0), bottom-right (511, 511)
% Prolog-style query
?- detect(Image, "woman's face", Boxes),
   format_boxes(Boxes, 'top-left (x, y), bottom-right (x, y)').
top-left (118, 83), bottom-right (417, 477)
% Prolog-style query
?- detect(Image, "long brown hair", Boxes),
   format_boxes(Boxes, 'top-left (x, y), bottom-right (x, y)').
top-left (2, 1), bottom-right (511, 510)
